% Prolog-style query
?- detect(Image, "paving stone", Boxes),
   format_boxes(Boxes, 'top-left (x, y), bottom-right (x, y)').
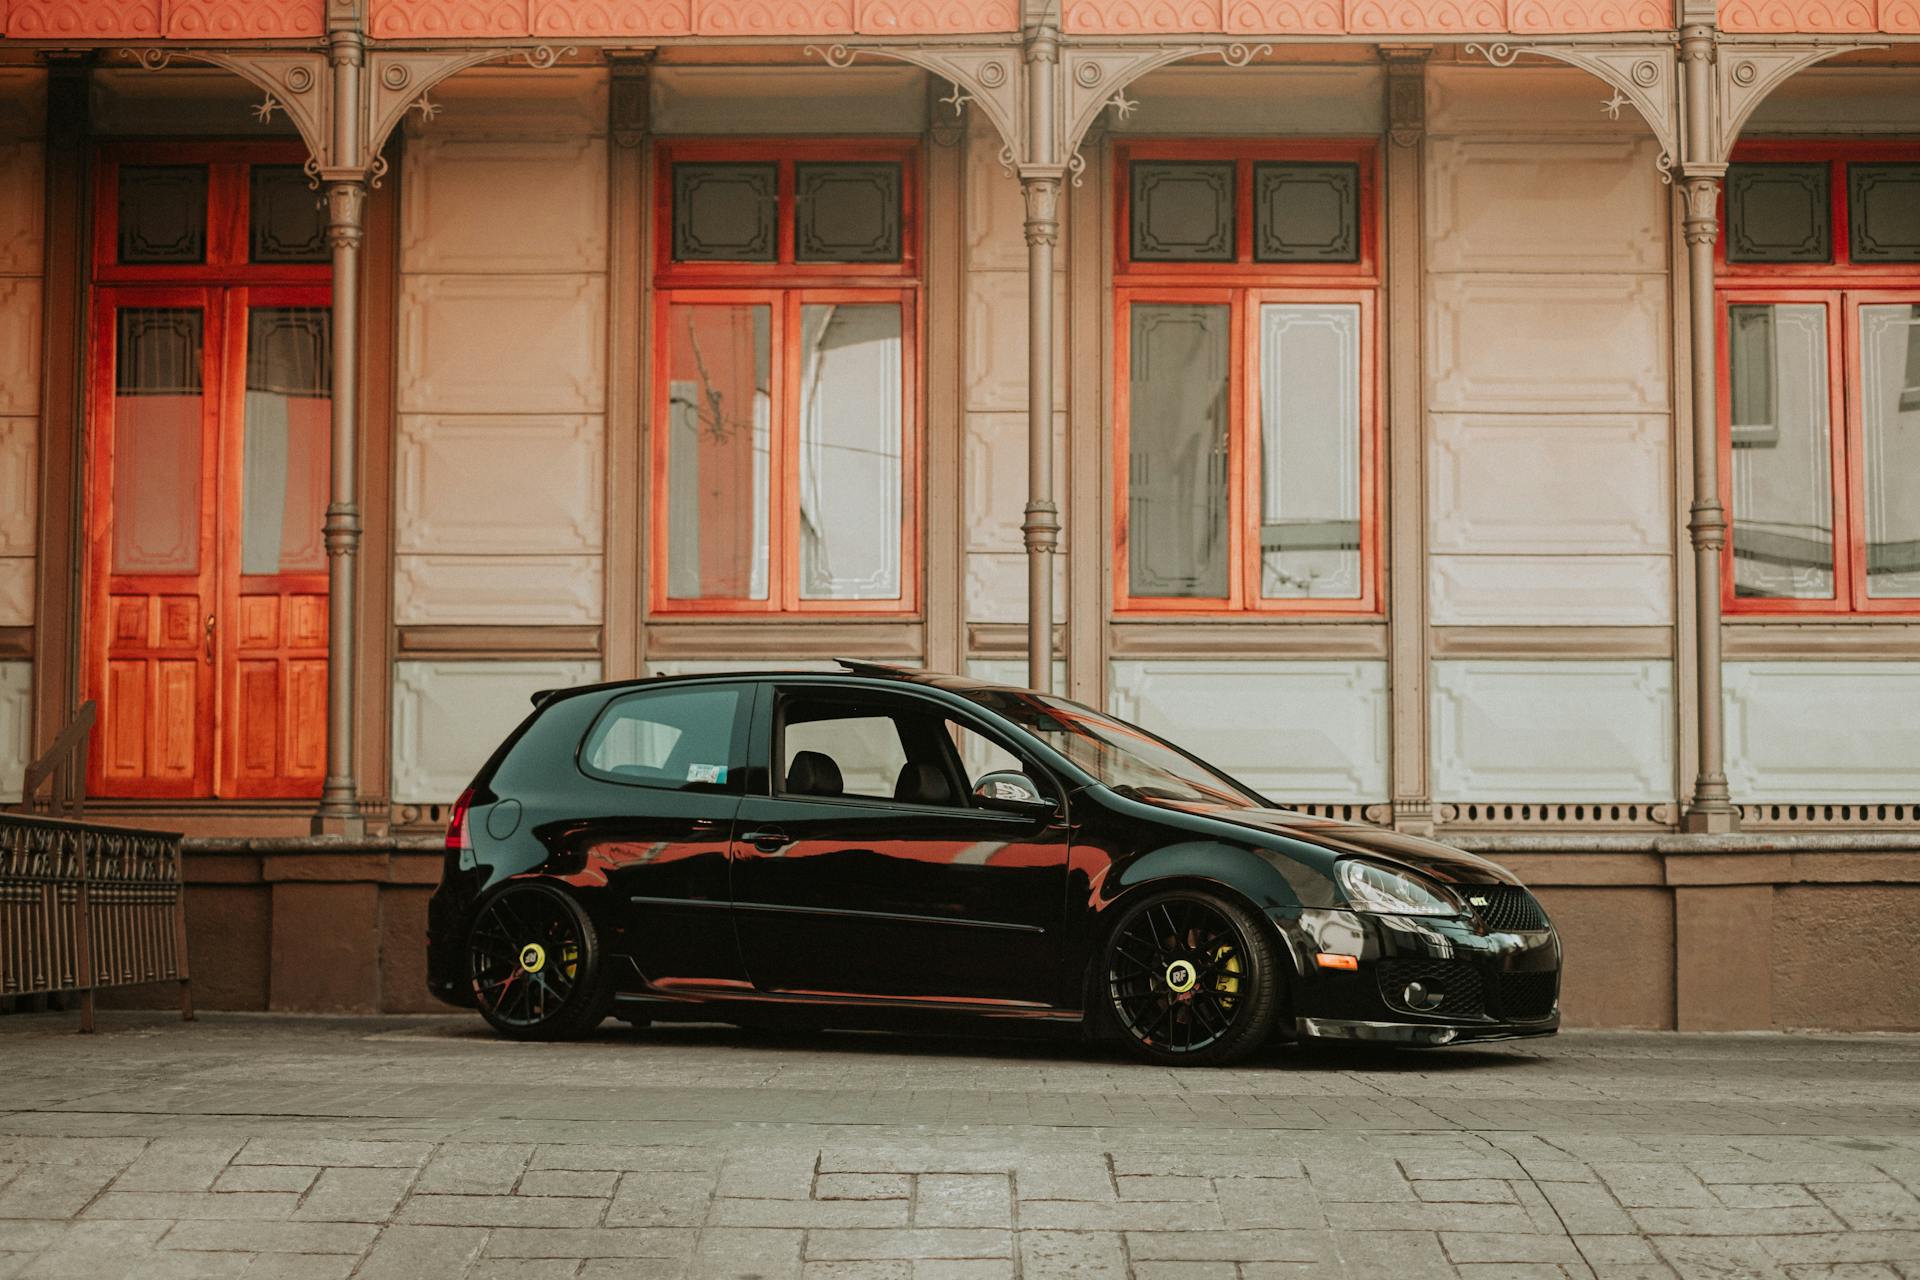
top-left (1711, 1182), bottom-right (1819, 1209)
top-left (690, 1226), bottom-right (804, 1279)
top-left (353, 1225), bottom-right (490, 1280)
top-left (1653, 1235), bottom-right (1790, 1278)
top-left (292, 1167), bottom-right (414, 1222)
top-left (1305, 1158), bottom-right (1418, 1203)
top-left (1113, 1175), bottom-right (1213, 1201)
top-left (1414, 1179), bottom-right (1518, 1204)
top-left (417, 1144), bottom-right (533, 1194)
top-left (1322, 1200), bottom-right (1538, 1233)
top-left (233, 1140), bottom-right (428, 1170)
top-left (1538, 1182), bottom-right (1635, 1235)
top-left (0, 1165), bottom-right (121, 1218)
top-left (1330, 1229), bottom-right (1456, 1279)
top-left (801, 1263), bottom-right (911, 1280)
top-left (470, 1263), bottom-right (592, 1280)
top-left (817, 1175), bottom-right (911, 1201)
top-left (239, 1255), bottom-right (359, 1280)
top-left (532, 1146), bottom-right (713, 1174)
top-left (85, 1191), bottom-right (299, 1221)
top-left (1015, 1157), bottom-right (1116, 1201)
top-left (912, 1261), bottom-right (1011, 1280)
top-left (1591, 1165), bottom-right (1715, 1210)
top-left (1016, 1199), bottom-right (1222, 1230)
top-left (214, 1166), bottom-right (319, 1194)
top-left (1693, 1162), bottom-right (1887, 1185)
top-left (400, 1193), bottom-right (607, 1227)
top-left (718, 1151), bottom-right (818, 1200)
top-left (1129, 1265), bottom-right (1238, 1280)
top-left (1016, 1228), bottom-right (1127, 1280)
top-left (0, 1140), bottom-right (145, 1169)
top-left (1113, 1155), bottom-right (1302, 1181)
top-left (1810, 1182), bottom-right (1920, 1230)
top-left (1758, 1234), bottom-right (1920, 1266)
top-left (159, 1219), bottom-right (377, 1253)
top-left (1441, 1232), bottom-right (1584, 1265)
top-left (576, 1263), bottom-right (690, 1279)
top-left (5, 1220), bottom-right (170, 1280)
top-left (1125, 1231), bottom-right (1336, 1263)
top-left (1782, 1267), bottom-right (1907, 1280)
top-left (112, 1138), bottom-right (245, 1193)
top-left (486, 1227), bottom-right (697, 1258)
top-left (804, 1230), bottom-right (1011, 1261)
top-left (606, 1170), bottom-right (715, 1228)
top-left (1629, 1205), bottom-right (1845, 1235)
top-left (518, 1169), bottom-right (621, 1198)
top-left (710, 1197), bottom-right (909, 1228)
top-left (913, 1175), bottom-right (1010, 1228)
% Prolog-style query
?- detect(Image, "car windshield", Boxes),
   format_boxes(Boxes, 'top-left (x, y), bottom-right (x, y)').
top-left (957, 689), bottom-right (1263, 809)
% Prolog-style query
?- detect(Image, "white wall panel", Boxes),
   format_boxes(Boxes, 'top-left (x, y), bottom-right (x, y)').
top-left (0, 141), bottom-right (44, 275)
top-left (1118, 66), bottom-right (1384, 136)
top-left (651, 66), bottom-right (926, 135)
top-left (392, 659), bottom-right (599, 803)
top-left (1432, 660), bottom-right (1674, 801)
top-left (965, 120), bottom-right (1031, 275)
top-left (0, 277), bottom-right (41, 416)
top-left (395, 554), bottom-right (603, 626)
top-left (396, 415), bottom-right (602, 555)
top-left (1426, 138), bottom-right (1664, 274)
top-left (1745, 70), bottom-right (1920, 134)
top-left (964, 658), bottom-right (1068, 692)
top-left (964, 271), bottom-right (1067, 414)
top-left (1725, 662), bottom-right (1920, 803)
top-left (1429, 554), bottom-right (1672, 626)
top-left (0, 558), bottom-right (31, 627)
top-left (402, 135), bottom-right (607, 275)
top-left (1429, 414), bottom-right (1669, 555)
top-left (1109, 659), bottom-right (1389, 801)
top-left (0, 661), bottom-right (28, 803)
top-left (397, 274), bottom-right (606, 415)
top-left (0, 417), bottom-right (35, 556)
top-left (1428, 274), bottom-right (1667, 414)
top-left (1426, 66), bottom-right (1650, 136)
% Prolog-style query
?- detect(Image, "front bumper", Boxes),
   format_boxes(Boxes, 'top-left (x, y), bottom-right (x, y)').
top-left (1272, 905), bottom-right (1562, 1045)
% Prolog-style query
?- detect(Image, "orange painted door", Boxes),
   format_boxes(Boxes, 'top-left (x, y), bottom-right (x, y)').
top-left (86, 286), bottom-right (330, 799)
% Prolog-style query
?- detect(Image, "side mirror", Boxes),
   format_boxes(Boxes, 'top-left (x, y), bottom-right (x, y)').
top-left (972, 770), bottom-right (1055, 816)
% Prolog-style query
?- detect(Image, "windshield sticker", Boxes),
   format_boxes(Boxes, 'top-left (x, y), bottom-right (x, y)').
top-left (687, 763), bottom-right (727, 784)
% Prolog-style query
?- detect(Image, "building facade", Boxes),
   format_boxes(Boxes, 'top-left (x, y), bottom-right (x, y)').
top-left (1, 0), bottom-right (1918, 1027)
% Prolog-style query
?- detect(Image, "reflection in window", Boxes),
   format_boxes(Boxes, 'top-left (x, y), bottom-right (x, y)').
top-left (1128, 304), bottom-right (1230, 598)
top-left (1728, 303), bottom-right (1835, 600)
top-left (241, 308), bottom-right (330, 576)
top-left (667, 304), bottom-right (772, 601)
top-left (583, 686), bottom-right (742, 790)
top-left (783, 712), bottom-right (906, 801)
top-left (1860, 303), bottom-right (1920, 598)
top-left (1258, 304), bottom-right (1361, 598)
top-left (798, 304), bottom-right (902, 601)
top-left (113, 308), bottom-right (205, 574)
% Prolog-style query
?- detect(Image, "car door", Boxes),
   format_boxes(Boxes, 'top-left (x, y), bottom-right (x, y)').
top-left (559, 681), bottom-right (754, 992)
top-left (729, 683), bottom-right (1071, 1007)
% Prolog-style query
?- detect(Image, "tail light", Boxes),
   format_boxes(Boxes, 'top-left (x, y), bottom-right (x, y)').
top-left (446, 787), bottom-right (474, 854)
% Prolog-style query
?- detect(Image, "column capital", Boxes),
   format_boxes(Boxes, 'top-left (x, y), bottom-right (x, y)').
top-left (1678, 168), bottom-right (1723, 245)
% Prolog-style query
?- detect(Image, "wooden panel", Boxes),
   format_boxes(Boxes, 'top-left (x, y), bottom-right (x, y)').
top-left (0, 418), bottom-right (37, 557)
top-left (236, 595), bottom-right (278, 648)
top-left (401, 135), bottom-right (608, 275)
top-left (234, 659), bottom-right (279, 780)
top-left (1428, 274), bottom-right (1668, 414)
top-left (288, 594), bottom-right (325, 646)
top-left (102, 660), bottom-right (148, 780)
top-left (0, 660), bottom-right (26, 803)
top-left (287, 658), bottom-right (325, 776)
top-left (1723, 622), bottom-right (1920, 660)
top-left (1430, 554), bottom-right (1673, 626)
top-left (394, 553), bottom-right (603, 626)
top-left (1427, 138), bottom-right (1664, 275)
top-left (650, 67), bottom-right (929, 137)
top-left (397, 624), bottom-right (604, 657)
top-left (0, 277), bottom-right (41, 416)
top-left (391, 659), bottom-right (599, 803)
top-left (397, 273), bottom-right (607, 415)
top-left (1431, 625), bottom-right (1672, 660)
top-left (1426, 66), bottom-right (1652, 136)
top-left (1107, 620), bottom-right (1388, 659)
top-left (0, 141), bottom-right (43, 274)
top-left (0, 559), bottom-right (29, 627)
top-left (395, 414), bottom-right (602, 555)
top-left (1431, 659), bottom-right (1675, 801)
top-left (1117, 67), bottom-right (1386, 137)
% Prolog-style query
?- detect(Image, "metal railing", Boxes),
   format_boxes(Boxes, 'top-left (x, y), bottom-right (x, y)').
top-left (0, 812), bottom-right (193, 1032)
top-left (20, 700), bottom-right (95, 820)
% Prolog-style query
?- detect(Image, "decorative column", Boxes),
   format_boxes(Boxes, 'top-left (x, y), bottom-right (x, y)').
top-left (314, 21), bottom-right (369, 837)
top-left (1019, 24), bottom-right (1064, 694)
top-left (1678, 22), bottom-right (1737, 833)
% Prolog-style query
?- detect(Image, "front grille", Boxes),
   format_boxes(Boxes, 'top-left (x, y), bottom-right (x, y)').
top-left (1377, 959), bottom-right (1485, 1019)
top-left (1494, 970), bottom-right (1558, 1021)
top-left (1470, 885), bottom-right (1549, 932)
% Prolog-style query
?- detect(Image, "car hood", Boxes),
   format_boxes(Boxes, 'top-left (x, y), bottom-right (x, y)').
top-left (1157, 801), bottom-right (1521, 886)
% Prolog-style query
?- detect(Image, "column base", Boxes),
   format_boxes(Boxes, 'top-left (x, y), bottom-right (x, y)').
top-left (1680, 803), bottom-right (1740, 834)
top-left (1389, 801), bottom-right (1435, 838)
top-left (310, 808), bottom-right (367, 839)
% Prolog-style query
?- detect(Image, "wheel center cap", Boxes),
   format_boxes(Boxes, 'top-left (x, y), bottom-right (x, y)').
top-left (1164, 959), bottom-right (1198, 994)
top-left (519, 943), bottom-right (546, 974)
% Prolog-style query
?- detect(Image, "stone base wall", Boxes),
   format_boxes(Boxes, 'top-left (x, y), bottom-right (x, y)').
top-left (93, 835), bottom-right (1920, 1030)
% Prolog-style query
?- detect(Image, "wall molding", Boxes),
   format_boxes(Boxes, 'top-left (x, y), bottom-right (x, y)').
top-left (396, 625), bottom-right (603, 658)
top-left (1723, 622), bottom-right (1920, 661)
top-left (1105, 621), bottom-right (1389, 660)
top-left (648, 620), bottom-right (925, 662)
top-left (1430, 625), bottom-right (1672, 659)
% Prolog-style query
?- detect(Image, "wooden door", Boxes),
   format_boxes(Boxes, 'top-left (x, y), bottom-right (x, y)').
top-left (85, 286), bottom-right (330, 799)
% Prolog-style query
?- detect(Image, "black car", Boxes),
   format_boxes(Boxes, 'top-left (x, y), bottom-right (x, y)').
top-left (427, 661), bottom-right (1561, 1066)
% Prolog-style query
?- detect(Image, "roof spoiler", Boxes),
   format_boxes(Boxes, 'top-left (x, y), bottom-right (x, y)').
top-left (530, 688), bottom-right (558, 707)
top-left (834, 658), bottom-right (919, 678)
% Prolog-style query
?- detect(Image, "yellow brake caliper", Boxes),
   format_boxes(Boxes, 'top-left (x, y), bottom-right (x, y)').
top-left (1210, 945), bottom-right (1242, 1012)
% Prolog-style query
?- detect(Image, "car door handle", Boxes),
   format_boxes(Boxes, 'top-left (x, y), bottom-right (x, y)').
top-left (739, 828), bottom-right (790, 853)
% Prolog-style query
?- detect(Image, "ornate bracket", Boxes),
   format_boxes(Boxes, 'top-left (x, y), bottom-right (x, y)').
top-left (1464, 39), bottom-right (1680, 180)
top-left (1709, 39), bottom-right (1886, 165)
top-left (807, 42), bottom-right (1025, 169)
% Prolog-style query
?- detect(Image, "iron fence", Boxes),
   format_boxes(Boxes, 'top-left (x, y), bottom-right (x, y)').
top-left (0, 813), bottom-right (193, 1032)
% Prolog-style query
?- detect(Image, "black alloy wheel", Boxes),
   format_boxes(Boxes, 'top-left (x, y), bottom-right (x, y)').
top-left (468, 882), bottom-right (610, 1041)
top-left (1100, 890), bottom-right (1281, 1067)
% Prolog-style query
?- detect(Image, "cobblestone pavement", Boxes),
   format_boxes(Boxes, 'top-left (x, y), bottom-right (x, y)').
top-left (1, 1015), bottom-right (1919, 1278)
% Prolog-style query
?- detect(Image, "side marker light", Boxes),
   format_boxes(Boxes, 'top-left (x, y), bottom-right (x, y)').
top-left (1314, 952), bottom-right (1359, 971)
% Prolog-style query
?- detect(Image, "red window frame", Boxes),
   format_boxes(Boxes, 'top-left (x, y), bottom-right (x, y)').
top-left (1716, 140), bottom-right (1920, 616)
top-left (1111, 140), bottom-right (1382, 616)
top-left (650, 139), bottom-right (923, 617)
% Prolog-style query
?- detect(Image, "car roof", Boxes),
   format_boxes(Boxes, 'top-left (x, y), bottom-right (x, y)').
top-left (530, 659), bottom-right (1020, 708)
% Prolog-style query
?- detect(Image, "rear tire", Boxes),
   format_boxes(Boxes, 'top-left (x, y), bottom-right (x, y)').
top-left (468, 882), bottom-right (611, 1041)
top-left (1097, 889), bottom-right (1282, 1067)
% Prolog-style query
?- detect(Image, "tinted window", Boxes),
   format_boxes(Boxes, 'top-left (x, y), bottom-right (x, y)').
top-left (580, 685), bottom-right (744, 791)
top-left (782, 710), bottom-right (908, 802)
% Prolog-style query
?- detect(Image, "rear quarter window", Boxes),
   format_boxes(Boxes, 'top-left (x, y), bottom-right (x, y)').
top-left (579, 684), bottom-right (748, 792)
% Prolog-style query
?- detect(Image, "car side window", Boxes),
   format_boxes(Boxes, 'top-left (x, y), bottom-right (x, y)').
top-left (949, 720), bottom-right (1026, 792)
top-left (580, 685), bottom-right (744, 792)
top-left (781, 709), bottom-right (908, 802)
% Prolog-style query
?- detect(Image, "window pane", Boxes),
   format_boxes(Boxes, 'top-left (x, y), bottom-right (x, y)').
top-left (1130, 162), bottom-right (1235, 263)
top-left (1849, 164), bottom-right (1920, 264)
top-left (1859, 303), bottom-right (1920, 598)
top-left (666, 304), bottom-right (771, 600)
top-left (118, 165), bottom-right (207, 265)
top-left (798, 303), bottom-right (903, 601)
top-left (1726, 163), bottom-right (1831, 264)
top-left (1128, 303), bottom-right (1230, 598)
top-left (1258, 304), bottom-right (1361, 599)
top-left (250, 166), bottom-right (328, 264)
top-left (113, 308), bottom-right (204, 574)
top-left (795, 163), bottom-right (902, 264)
top-left (1253, 163), bottom-right (1359, 263)
top-left (1727, 303), bottom-right (1835, 600)
top-left (672, 163), bottom-right (777, 262)
top-left (582, 686), bottom-right (742, 790)
top-left (782, 708), bottom-right (907, 801)
top-left (241, 308), bottom-right (331, 576)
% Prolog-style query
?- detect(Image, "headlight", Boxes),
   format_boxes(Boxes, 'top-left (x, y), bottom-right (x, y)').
top-left (1336, 860), bottom-right (1460, 917)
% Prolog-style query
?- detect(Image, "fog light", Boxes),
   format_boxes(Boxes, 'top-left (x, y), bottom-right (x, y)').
top-left (1402, 981), bottom-right (1444, 1012)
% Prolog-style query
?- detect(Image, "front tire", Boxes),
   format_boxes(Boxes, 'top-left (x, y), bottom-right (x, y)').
top-left (468, 882), bottom-right (610, 1041)
top-left (1098, 889), bottom-right (1282, 1067)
